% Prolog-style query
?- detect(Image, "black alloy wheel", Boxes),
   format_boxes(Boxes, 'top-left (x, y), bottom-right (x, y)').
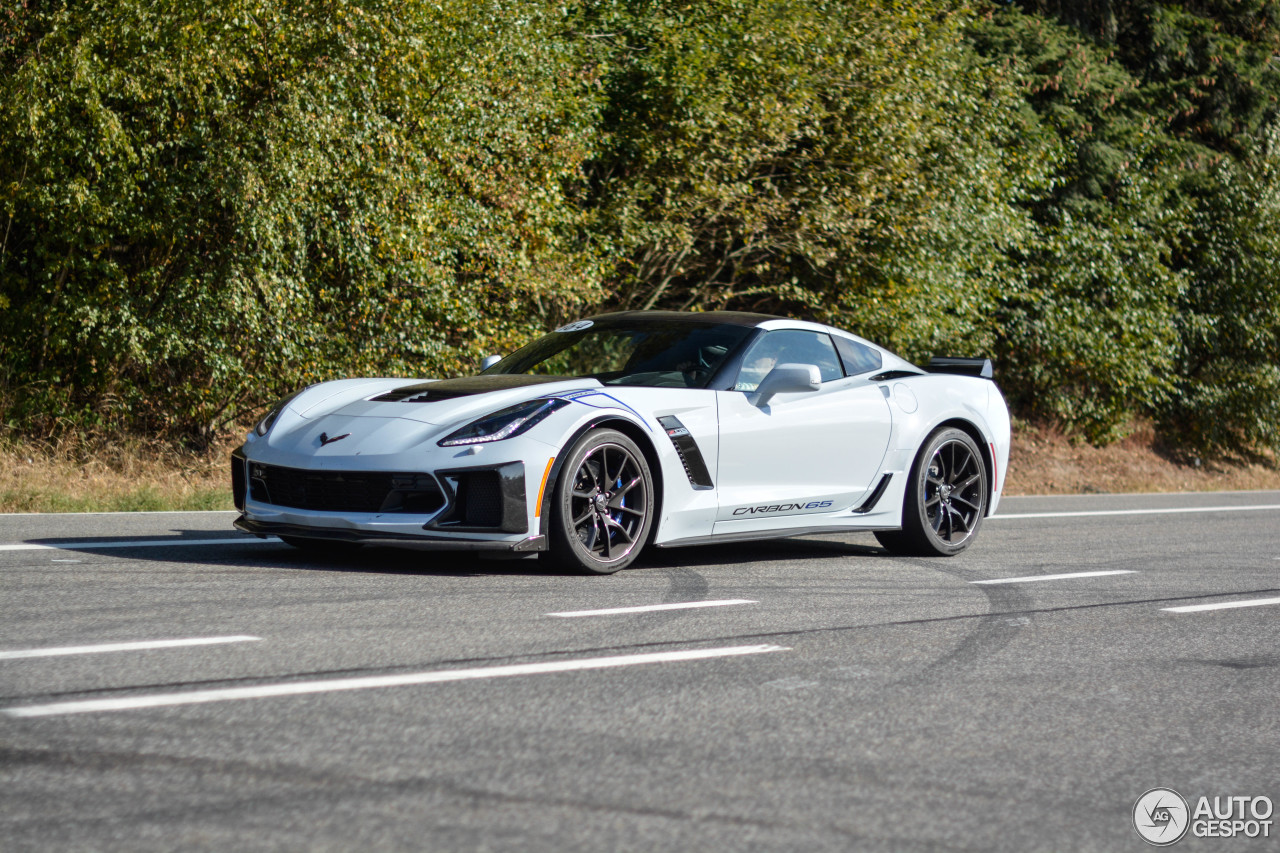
top-left (875, 427), bottom-right (988, 556)
top-left (547, 429), bottom-right (654, 574)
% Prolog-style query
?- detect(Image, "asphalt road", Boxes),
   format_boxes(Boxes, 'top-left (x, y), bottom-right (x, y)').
top-left (2, 492), bottom-right (1278, 852)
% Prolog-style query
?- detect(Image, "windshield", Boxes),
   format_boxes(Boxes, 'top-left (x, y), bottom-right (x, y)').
top-left (483, 319), bottom-right (754, 388)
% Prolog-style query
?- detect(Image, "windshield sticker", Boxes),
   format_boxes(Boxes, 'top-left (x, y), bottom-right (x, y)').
top-left (554, 320), bottom-right (594, 333)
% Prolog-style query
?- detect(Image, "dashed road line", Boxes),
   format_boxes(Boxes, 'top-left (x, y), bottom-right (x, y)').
top-left (0, 537), bottom-right (277, 551)
top-left (548, 600), bottom-right (757, 617)
top-left (0, 636), bottom-right (262, 661)
top-left (0, 510), bottom-right (241, 517)
top-left (1162, 597), bottom-right (1280, 614)
top-left (1, 644), bottom-right (789, 717)
top-left (993, 504), bottom-right (1280, 520)
top-left (971, 570), bottom-right (1136, 585)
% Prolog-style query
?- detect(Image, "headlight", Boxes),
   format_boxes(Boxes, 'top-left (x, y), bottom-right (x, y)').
top-left (254, 389), bottom-right (305, 436)
top-left (438, 398), bottom-right (569, 447)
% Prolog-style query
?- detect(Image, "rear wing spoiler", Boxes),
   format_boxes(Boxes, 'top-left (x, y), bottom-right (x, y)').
top-left (927, 356), bottom-right (993, 379)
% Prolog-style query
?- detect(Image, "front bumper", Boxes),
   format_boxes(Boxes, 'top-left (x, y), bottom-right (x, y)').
top-left (233, 447), bottom-right (548, 552)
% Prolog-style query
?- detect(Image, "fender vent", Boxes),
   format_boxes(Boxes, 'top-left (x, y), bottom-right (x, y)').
top-left (657, 416), bottom-right (714, 490)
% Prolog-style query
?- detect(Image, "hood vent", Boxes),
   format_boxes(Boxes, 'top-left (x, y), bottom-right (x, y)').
top-left (369, 374), bottom-right (574, 403)
top-left (369, 384), bottom-right (470, 403)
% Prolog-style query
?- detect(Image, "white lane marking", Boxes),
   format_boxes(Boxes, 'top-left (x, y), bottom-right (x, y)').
top-left (0, 510), bottom-right (240, 517)
top-left (1162, 597), bottom-right (1280, 614)
top-left (994, 504), bottom-right (1280, 520)
top-left (0, 636), bottom-right (262, 661)
top-left (50, 559), bottom-right (81, 563)
top-left (2, 644), bottom-right (788, 717)
top-left (548, 599), bottom-right (757, 618)
top-left (970, 570), bottom-right (1136, 585)
top-left (0, 537), bottom-right (277, 551)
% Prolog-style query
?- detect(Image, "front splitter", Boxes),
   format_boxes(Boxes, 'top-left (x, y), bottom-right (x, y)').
top-left (234, 515), bottom-right (547, 553)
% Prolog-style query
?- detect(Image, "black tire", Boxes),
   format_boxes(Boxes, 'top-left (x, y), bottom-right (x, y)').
top-left (876, 427), bottom-right (988, 557)
top-left (279, 535), bottom-right (362, 555)
top-left (545, 429), bottom-right (654, 574)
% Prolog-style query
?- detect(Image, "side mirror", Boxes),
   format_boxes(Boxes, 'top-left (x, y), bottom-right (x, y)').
top-left (753, 363), bottom-right (821, 407)
top-left (479, 354), bottom-right (502, 371)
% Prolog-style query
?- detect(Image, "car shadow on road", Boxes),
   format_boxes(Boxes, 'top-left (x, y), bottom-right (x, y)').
top-left (635, 535), bottom-right (890, 569)
top-left (29, 530), bottom-right (895, 577)
top-left (24, 533), bottom-right (509, 578)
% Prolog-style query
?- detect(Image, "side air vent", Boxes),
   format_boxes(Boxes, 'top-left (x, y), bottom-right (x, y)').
top-left (231, 448), bottom-right (247, 511)
top-left (656, 415), bottom-right (714, 490)
top-left (427, 462), bottom-right (528, 533)
top-left (852, 473), bottom-right (893, 514)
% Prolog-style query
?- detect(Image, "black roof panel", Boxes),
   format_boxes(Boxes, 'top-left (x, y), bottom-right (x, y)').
top-left (583, 310), bottom-right (783, 328)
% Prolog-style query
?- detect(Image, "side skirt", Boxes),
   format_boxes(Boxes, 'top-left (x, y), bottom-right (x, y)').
top-left (656, 524), bottom-right (897, 550)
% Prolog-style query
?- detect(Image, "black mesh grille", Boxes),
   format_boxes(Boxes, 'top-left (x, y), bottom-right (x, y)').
top-left (459, 471), bottom-right (503, 527)
top-left (249, 464), bottom-right (444, 514)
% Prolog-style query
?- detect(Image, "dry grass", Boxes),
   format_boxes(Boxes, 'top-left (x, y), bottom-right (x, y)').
top-left (2, 421), bottom-right (1278, 513)
top-left (0, 434), bottom-right (238, 513)
top-left (1003, 421), bottom-right (1280, 495)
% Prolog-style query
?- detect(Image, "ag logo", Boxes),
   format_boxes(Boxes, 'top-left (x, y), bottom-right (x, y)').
top-left (1134, 788), bottom-right (1190, 846)
top-left (555, 320), bottom-right (594, 333)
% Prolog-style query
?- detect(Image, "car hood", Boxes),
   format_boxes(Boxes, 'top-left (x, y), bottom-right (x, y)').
top-left (260, 375), bottom-right (606, 461)
top-left (318, 374), bottom-right (602, 425)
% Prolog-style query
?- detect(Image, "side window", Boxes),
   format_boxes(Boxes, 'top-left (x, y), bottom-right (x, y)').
top-left (733, 330), bottom-right (844, 392)
top-left (832, 335), bottom-right (883, 376)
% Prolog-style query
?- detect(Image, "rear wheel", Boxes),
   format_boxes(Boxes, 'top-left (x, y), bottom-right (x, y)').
top-left (545, 429), bottom-right (654, 574)
top-left (876, 427), bottom-right (987, 556)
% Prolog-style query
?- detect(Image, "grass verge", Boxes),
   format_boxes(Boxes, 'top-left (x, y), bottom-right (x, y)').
top-left (1003, 421), bottom-right (1280, 495)
top-left (0, 434), bottom-right (237, 513)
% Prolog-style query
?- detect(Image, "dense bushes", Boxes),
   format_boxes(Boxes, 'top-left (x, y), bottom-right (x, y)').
top-left (1, 0), bottom-right (1277, 458)
top-left (0, 0), bottom-right (603, 439)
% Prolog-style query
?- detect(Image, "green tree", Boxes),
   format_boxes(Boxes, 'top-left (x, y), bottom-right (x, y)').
top-left (1161, 125), bottom-right (1280, 456)
top-left (0, 0), bottom-right (600, 441)
top-left (993, 1), bottom-right (1280, 449)
top-left (581, 0), bottom-right (1053, 362)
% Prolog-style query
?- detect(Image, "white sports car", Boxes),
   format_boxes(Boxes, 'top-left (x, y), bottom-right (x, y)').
top-left (233, 311), bottom-right (1010, 573)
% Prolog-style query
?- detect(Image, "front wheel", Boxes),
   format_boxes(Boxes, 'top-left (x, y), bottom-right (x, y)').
top-left (545, 429), bottom-right (654, 574)
top-left (876, 427), bottom-right (988, 557)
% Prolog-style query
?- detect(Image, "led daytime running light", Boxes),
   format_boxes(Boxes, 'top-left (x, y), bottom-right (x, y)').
top-left (438, 398), bottom-right (568, 447)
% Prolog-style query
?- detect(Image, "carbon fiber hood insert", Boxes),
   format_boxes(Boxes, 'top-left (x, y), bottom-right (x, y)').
top-left (370, 374), bottom-right (569, 403)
